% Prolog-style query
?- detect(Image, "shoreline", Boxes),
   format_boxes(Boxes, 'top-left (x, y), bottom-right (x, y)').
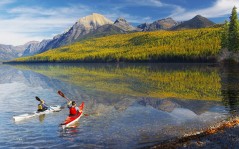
top-left (3, 58), bottom-right (218, 64)
top-left (151, 117), bottom-right (239, 148)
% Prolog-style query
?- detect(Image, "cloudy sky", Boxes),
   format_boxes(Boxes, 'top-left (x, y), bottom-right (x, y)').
top-left (0, 0), bottom-right (238, 45)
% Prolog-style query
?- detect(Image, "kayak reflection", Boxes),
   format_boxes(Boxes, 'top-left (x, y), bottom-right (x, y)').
top-left (60, 122), bottom-right (80, 139)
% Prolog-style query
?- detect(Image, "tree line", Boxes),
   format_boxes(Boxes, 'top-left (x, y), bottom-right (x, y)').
top-left (221, 6), bottom-right (239, 52)
top-left (14, 27), bottom-right (222, 63)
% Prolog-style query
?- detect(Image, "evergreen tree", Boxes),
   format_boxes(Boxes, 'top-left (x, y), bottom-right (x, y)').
top-left (228, 6), bottom-right (239, 52)
top-left (221, 20), bottom-right (229, 48)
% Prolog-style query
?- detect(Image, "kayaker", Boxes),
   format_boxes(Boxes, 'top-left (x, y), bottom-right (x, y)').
top-left (36, 97), bottom-right (48, 112)
top-left (68, 101), bottom-right (79, 116)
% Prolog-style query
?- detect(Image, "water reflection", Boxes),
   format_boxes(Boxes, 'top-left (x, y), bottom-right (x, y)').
top-left (1, 63), bottom-right (238, 148)
top-left (221, 62), bottom-right (239, 114)
top-left (38, 114), bottom-right (45, 122)
top-left (11, 63), bottom-right (221, 101)
top-left (9, 63), bottom-right (225, 117)
top-left (60, 122), bottom-right (80, 137)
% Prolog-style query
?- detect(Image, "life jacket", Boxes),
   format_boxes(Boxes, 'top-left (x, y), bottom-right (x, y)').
top-left (38, 104), bottom-right (43, 110)
top-left (38, 104), bottom-right (47, 111)
top-left (69, 107), bottom-right (78, 115)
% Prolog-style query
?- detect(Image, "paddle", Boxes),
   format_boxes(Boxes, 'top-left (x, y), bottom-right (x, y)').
top-left (57, 91), bottom-right (70, 102)
top-left (57, 90), bottom-right (89, 117)
top-left (35, 96), bottom-right (41, 102)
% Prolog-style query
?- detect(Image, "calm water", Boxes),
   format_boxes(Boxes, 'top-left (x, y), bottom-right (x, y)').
top-left (0, 63), bottom-right (238, 148)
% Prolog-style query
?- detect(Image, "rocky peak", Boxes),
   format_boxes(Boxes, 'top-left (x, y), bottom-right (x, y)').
top-left (172, 15), bottom-right (215, 30)
top-left (37, 13), bottom-right (114, 53)
top-left (193, 15), bottom-right (204, 19)
top-left (114, 17), bottom-right (140, 31)
top-left (138, 17), bottom-right (178, 31)
top-left (152, 17), bottom-right (178, 29)
top-left (65, 13), bottom-right (114, 39)
top-left (77, 13), bottom-right (113, 29)
top-left (114, 17), bottom-right (127, 24)
top-left (158, 17), bottom-right (177, 24)
top-left (137, 23), bottom-right (150, 31)
top-left (190, 15), bottom-right (212, 23)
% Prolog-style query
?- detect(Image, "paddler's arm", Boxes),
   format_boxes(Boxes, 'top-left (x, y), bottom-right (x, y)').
top-left (43, 103), bottom-right (48, 109)
top-left (67, 101), bottom-right (72, 108)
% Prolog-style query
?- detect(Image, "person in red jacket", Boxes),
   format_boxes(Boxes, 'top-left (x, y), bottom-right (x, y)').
top-left (67, 101), bottom-right (79, 116)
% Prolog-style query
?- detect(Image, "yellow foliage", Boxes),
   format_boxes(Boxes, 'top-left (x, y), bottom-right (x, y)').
top-left (15, 28), bottom-right (221, 62)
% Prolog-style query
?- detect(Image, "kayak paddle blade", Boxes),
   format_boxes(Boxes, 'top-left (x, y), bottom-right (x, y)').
top-left (35, 96), bottom-right (41, 101)
top-left (58, 90), bottom-right (65, 98)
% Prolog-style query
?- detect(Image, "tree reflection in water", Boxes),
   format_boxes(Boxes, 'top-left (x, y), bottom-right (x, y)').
top-left (221, 62), bottom-right (239, 115)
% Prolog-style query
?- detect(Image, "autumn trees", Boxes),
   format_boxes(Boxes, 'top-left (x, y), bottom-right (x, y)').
top-left (15, 28), bottom-right (221, 63)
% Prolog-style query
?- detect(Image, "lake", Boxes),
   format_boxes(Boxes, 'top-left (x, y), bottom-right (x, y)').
top-left (0, 63), bottom-right (238, 148)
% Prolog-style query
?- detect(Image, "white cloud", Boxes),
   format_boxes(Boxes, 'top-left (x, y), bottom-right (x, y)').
top-left (0, 0), bottom-right (15, 7)
top-left (105, 11), bottom-right (152, 24)
top-left (125, 0), bottom-right (164, 7)
top-left (118, 0), bottom-right (185, 23)
top-left (100, 0), bottom-right (168, 24)
top-left (126, 0), bottom-right (239, 22)
top-left (0, 4), bottom-right (92, 45)
top-left (170, 0), bottom-right (239, 21)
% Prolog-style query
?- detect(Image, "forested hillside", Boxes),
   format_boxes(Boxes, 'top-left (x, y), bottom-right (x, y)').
top-left (13, 27), bottom-right (222, 63)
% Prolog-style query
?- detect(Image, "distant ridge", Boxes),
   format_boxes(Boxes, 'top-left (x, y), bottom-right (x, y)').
top-left (114, 17), bottom-right (141, 31)
top-left (172, 15), bottom-right (215, 30)
top-left (0, 41), bottom-right (41, 60)
top-left (138, 18), bottom-right (178, 31)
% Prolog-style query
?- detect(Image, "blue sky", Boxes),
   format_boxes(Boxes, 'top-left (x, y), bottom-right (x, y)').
top-left (0, 0), bottom-right (238, 45)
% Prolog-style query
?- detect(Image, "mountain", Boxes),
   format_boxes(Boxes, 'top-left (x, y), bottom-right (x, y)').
top-left (21, 41), bottom-right (40, 56)
top-left (76, 24), bottom-right (127, 41)
top-left (0, 41), bottom-right (42, 61)
top-left (138, 18), bottom-right (178, 31)
top-left (22, 40), bottom-right (50, 56)
top-left (114, 17), bottom-right (141, 32)
top-left (137, 23), bottom-right (149, 31)
top-left (77, 17), bottom-right (140, 41)
top-left (0, 44), bottom-right (18, 61)
top-left (0, 13), bottom-right (129, 60)
top-left (38, 13), bottom-right (113, 53)
top-left (172, 15), bottom-right (215, 30)
top-left (38, 14), bottom-right (142, 53)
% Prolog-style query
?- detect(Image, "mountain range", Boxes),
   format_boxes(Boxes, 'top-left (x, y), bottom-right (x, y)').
top-left (137, 17), bottom-right (179, 31)
top-left (0, 13), bottom-right (215, 61)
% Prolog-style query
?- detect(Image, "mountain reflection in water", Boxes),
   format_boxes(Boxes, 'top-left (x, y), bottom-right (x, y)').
top-left (0, 63), bottom-right (238, 148)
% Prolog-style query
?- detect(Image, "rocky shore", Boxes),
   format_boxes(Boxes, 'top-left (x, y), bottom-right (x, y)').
top-left (152, 117), bottom-right (239, 149)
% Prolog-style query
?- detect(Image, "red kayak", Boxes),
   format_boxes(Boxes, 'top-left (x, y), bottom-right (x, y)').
top-left (61, 102), bottom-right (84, 129)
